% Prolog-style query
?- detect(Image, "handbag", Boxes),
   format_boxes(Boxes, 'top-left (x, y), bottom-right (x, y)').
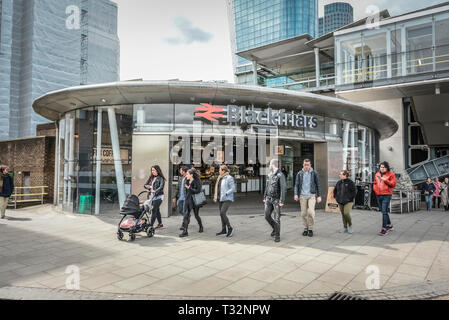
top-left (193, 190), bottom-right (207, 207)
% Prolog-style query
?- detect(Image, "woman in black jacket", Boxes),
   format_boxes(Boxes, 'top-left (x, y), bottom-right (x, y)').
top-left (0, 165), bottom-right (14, 219)
top-left (144, 165), bottom-right (166, 229)
top-left (180, 168), bottom-right (203, 237)
top-left (333, 170), bottom-right (356, 234)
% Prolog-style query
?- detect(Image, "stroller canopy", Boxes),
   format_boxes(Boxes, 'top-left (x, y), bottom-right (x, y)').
top-left (120, 194), bottom-right (141, 216)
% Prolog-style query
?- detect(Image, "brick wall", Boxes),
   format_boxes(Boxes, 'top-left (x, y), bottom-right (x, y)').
top-left (0, 136), bottom-right (56, 203)
top-left (36, 123), bottom-right (56, 137)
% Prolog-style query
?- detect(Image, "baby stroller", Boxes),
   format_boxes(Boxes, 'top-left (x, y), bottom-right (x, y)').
top-left (117, 190), bottom-right (155, 241)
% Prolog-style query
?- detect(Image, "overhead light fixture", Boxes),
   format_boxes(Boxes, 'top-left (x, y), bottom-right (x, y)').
top-left (444, 121), bottom-right (449, 127)
top-left (436, 84), bottom-right (441, 95)
top-left (101, 98), bottom-right (107, 103)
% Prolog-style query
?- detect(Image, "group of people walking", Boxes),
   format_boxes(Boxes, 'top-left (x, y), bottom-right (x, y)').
top-left (422, 177), bottom-right (449, 211)
top-left (141, 160), bottom-right (449, 242)
top-left (141, 164), bottom-right (232, 238)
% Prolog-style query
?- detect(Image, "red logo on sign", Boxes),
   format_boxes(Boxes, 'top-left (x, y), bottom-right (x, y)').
top-left (195, 103), bottom-right (224, 122)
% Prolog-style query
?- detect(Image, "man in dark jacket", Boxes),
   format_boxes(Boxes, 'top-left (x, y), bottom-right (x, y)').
top-left (294, 159), bottom-right (322, 237)
top-left (0, 166), bottom-right (14, 219)
top-left (422, 177), bottom-right (436, 211)
top-left (263, 159), bottom-right (286, 242)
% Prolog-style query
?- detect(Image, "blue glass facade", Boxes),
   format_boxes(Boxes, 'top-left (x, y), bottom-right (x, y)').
top-left (318, 2), bottom-right (353, 37)
top-left (229, 0), bottom-right (318, 83)
top-left (0, 0), bottom-right (119, 140)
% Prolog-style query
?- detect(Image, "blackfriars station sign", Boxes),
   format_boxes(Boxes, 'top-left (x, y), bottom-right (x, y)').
top-left (195, 103), bottom-right (318, 129)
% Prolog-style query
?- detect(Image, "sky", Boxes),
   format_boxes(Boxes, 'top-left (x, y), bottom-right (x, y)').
top-left (114, 0), bottom-right (447, 83)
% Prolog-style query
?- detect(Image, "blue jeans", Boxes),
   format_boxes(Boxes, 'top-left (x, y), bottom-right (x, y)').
top-left (425, 194), bottom-right (433, 210)
top-left (377, 195), bottom-right (392, 229)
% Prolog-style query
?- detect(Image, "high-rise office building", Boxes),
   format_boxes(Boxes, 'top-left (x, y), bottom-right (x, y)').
top-left (0, 0), bottom-right (120, 140)
top-left (227, 0), bottom-right (318, 84)
top-left (318, 2), bottom-right (353, 37)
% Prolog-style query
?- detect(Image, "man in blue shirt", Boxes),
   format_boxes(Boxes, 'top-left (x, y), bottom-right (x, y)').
top-left (294, 159), bottom-right (322, 237)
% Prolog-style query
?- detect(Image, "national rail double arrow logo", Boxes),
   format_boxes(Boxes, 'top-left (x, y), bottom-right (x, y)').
top-left (194, 103), bottom-right (224, 122)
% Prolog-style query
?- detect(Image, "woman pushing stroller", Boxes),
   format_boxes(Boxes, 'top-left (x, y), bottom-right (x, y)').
top-left (144, 165), bottom-right (166, 230)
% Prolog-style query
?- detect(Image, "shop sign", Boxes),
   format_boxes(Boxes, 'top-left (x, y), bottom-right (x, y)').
top-left (92, 148), bottom-right (129, 164)
top-left (195, 103), bottom-right (318, 129)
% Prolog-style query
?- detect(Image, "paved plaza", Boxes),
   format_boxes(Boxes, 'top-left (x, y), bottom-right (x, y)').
top-left (1, 204), bottom-right (449, 300)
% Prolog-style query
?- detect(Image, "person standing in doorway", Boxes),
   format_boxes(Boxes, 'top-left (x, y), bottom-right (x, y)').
top-left (0, 165), bottom-right (14, 219)
top-left (439, 177), bottom-right (449, 211)
top-left (422, 177), bottom-right (436, 212)
top-left (173, 166), bottom-right (188, 230)
top-left (214, 165), bottom-right (236, 238)
top-left (294, 159), bottom-right (322, 237)
top-left (433, 177), bottom-right (441, 209)
top-left (333, 170), bottom-right (356, 234)
top-left (144, 165), bottom-right (166, 229)
top-left (264, 159), bottom-right (287, 242)
top-left (373, 161), bottom-right (397, 236)
top-left (179, 168), bottom-right (204, 237)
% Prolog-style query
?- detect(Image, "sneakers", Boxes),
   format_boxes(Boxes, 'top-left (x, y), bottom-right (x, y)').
top-left (216, 230), bottom-right (227, 236)
top-left (274, 237), bottom-right (280, 243)
top-left (226, 226), bottom-right (234, 237)
top-left (378, 229), bottom-right (387, 236)
top-left (308, 230), bottom-right (314, 237)
top-left (339, 228), bottom-right (348, 233)
top-left (155, 224), bottom-right (164, 229)
top-left (348, 226), bottom-right (354, 234)
top-left (386, 225), bottom-right (394, 232)
top-left (302, 230), bottom-right (309, 236)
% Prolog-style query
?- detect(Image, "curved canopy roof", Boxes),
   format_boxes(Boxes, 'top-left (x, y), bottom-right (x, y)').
top-left (33, 81), bottom-right (398, 139)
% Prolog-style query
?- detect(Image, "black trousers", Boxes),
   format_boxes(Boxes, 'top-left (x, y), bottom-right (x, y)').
top-left (265, 198), bottom-right (281, 238)
top-left (182, 205), bottom-right (202, 230)
top-left (219, 201), bottom-right (232, 230)
top-left (150, 199), bottom-right (163, 226)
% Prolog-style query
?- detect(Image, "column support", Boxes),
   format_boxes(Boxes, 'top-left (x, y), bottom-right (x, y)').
top-left (95, 109), bottom-right (103, 215)
top-left (314, 47), bottom-right (320, 87)
top-left (107, 107), bottom-right (126, 208)
top-left (252, 60), bottom-right (258, 86)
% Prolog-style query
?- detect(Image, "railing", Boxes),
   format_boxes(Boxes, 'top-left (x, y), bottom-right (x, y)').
top-left (7, 186), bottom-right (49, 209)
top-left (337, 46), bottom-right (449, 86)
top-left (270, 74), bottom-right (335, 91)
top-left (389, 189), bottom-right (422, 214)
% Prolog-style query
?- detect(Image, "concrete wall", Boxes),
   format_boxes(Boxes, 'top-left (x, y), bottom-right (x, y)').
top-left (363, 98), bottom-right (404, 173)
top-left (132, 134), bottom-right (171, 218)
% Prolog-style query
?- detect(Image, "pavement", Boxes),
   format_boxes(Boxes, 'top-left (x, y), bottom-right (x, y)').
top-left (1, 203), bottom-right (449, 300)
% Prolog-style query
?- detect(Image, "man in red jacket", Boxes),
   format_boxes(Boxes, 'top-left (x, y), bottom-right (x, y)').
top-left (373, 161), bottom-right (397, 236)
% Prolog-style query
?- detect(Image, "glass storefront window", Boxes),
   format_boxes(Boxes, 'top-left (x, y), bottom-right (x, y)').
top-left (363, 31), bottom-right (387, 81)
top-left (435, 14), bottom-right (449, 71)
top-left (133, 104), bottom-right (174, 132)
top-left (406, 18), bottom-right (433, 75)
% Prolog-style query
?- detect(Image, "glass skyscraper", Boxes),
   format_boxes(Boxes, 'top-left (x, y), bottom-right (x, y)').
top-left (318, 2), bottom-right (354, 37)
top-left (0, 0), bottom-right (120, 140)
top-left (227, 0), bottom-right (318, 84)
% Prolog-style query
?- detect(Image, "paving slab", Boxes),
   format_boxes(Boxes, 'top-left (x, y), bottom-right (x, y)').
top-left (1, 205), bottom-right (449, 299)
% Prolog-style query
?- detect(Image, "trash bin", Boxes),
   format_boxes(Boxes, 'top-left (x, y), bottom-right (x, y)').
top-left (79, 195), bottom-right (93, 214)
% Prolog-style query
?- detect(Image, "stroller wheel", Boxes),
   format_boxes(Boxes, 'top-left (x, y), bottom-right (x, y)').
top-left (147, 227), bottom-right (155, 238)
top-left (129, 233), bottom-right (136, 242)
top-left (117, 230), bottom-right (124, 241)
